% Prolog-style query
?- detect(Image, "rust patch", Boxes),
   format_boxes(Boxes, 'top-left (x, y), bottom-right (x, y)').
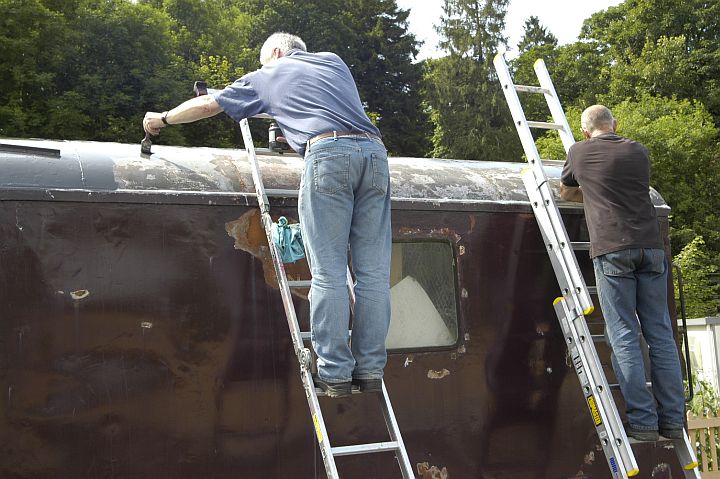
top-left (225, 209), bottom-right (310, 292)
top-left (427, 368), bottom-right (450, 379)
top-left (417, 462), bottom-right (449, 478)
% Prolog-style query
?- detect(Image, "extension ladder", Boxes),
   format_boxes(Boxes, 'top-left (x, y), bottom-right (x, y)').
top-left (493, 52), bottom-right (700, 479)
top-left (238, 117), bottom-right (414, 479)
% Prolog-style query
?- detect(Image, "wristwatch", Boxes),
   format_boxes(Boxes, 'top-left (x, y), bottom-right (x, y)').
top-left (161, 111), bottom-right (170, 125)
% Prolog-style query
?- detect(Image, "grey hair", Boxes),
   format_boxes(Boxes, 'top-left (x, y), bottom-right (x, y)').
top-left (581, 105), bottom-right (615, 134)
top-left (260, 32), bottom-right (307, 64)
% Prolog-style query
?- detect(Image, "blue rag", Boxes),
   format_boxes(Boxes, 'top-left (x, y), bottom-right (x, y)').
top-left (271, 216), bottom-right (305, 264)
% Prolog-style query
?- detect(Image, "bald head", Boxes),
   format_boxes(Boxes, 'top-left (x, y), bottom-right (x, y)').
top-left (581, 105), bottom-right (617, 138)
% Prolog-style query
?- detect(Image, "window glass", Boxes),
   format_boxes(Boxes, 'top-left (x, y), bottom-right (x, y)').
top-left (387, 242), bottom-right (459, 349)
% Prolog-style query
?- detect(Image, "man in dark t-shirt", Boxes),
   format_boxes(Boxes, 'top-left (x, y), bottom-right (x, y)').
top-left (560, 105), bottom-right (685, 442)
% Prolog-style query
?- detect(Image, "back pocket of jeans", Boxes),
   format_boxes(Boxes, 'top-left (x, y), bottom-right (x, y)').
top-left (313, 151), bottom-right (350, 195)
top-left (600, 250), bottom-right (636, 276)
top-left (645, 249), bottom-right (666, 274)
top-left (371, 152), bottom-right (389, 194)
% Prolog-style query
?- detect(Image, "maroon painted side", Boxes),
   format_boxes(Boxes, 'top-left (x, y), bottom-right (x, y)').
top-left (0, 139), bottom-right (685, 478)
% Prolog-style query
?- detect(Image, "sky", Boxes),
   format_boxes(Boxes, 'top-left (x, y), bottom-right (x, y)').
top-left (395, 0), bottom-right (624, 60)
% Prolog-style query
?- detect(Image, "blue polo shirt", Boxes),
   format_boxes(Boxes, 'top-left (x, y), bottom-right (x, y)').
top-left (211, 50), bottom-right (380, 155)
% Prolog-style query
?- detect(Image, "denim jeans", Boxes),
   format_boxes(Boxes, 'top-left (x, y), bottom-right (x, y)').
top-left (593, 248), bottom-right (685, 431)
top-left (298, 136), bottom-right (392, 383)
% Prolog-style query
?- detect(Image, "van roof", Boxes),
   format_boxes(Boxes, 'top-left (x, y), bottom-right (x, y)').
top-left (0, 139), bottom-right (669, 214)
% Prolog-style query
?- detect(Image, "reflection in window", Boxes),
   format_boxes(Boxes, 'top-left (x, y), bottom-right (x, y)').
top-left (386, 242), bottom-right (459, 349)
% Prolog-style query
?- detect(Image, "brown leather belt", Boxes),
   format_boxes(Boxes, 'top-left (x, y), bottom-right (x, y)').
top-left (307, 130), bottom-right (383, 148)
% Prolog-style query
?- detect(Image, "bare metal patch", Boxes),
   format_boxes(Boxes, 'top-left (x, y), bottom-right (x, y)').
top-left (427, 368), bottom-right (450, 379)
top-left (225, 209), bottom-right (310, 293)
top-left (417, 462), bottom-right (449, 478)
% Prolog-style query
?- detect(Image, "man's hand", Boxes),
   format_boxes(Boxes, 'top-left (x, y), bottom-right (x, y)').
top-left (143, 112), bottom-right (166, 136)
top-left (559, 183), bottom-right (584, 203)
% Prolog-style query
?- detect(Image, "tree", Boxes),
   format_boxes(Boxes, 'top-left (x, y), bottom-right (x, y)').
top-left (343, 0), bottom-right (432, 157)
top-left (517, 15), bottom-right (557, 54)
top-left (580, 0), bottom-right (720, 123)
top-left (0, 0), bottom-right (69, 137)
top-left (675, 236), bottom-right (720, 318)
top-left (510, 17), bottom-right (559, 128)
top-left (423, 0), bottom-right (522, 161)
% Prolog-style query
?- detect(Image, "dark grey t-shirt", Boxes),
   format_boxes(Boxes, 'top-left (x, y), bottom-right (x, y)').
top-left (211, 50), bottom-right (380, 156)
top-left (561, 133), bottom-right (663, 258)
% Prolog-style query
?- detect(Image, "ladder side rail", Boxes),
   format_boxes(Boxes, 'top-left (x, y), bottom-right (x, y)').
top-left (240, 119), bottom-right (307, 361)
top-left (533, 59), bottom-right (576, 153)
top-left (522, 171), bottom-right (594, 314)
top-left (241, 118), bottom-right (341, 478)
top-left (674, 433), bottom-right (701, 477)
top-left (495, 53), bottom-right (593, 314)
top-left (378, 381), bottom-right (415, 478)
top-left (536, 179), bottom-right (594, 314)
top-left (240, 118), bottom-right (271, 215)
top-left (555, 299), bottom-right (639, 478)
top-left (493, 53), bottom-right (550, 183)
top-left (301, 368), bottom-right (340, 478)
top-left (569, 305), bottom-right (637, 476)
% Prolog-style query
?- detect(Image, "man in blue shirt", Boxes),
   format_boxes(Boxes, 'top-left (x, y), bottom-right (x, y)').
top-left (144, 33), bottom-right (391, 398)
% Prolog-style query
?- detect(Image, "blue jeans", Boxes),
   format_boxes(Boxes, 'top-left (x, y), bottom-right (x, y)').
top-left (298, 136), bottom-right (392, 383)
top-left (593, 248), bottom-right (685, 431)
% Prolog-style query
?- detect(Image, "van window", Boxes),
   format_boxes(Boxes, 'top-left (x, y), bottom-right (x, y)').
top-left (387, 242), bottom-right (459, 349)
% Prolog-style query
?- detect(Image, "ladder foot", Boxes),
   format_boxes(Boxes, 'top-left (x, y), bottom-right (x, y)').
top-left (628, 468), bottom-right (639, 477)
top-left (684, 462), bottom-right (699, 470)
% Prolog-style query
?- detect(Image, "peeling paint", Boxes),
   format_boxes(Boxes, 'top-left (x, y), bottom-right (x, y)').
top-left (225, 209), bottom-right (310, 293)
top-left (403, 356), bottom-right (414, 368)
top-left (651, 462), bottom-right (671, 478)
top-left (427, 369), bottom-right (451, 379)
top-left (70, 290), bottom-right (89, 300)
top-left (417, 462), bottom-right (449, 479)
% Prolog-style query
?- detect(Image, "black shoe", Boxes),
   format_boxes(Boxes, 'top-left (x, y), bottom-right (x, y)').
top-left (351, 377), bottom-right (382, 393)
top-left (313, 374), bottom-right (351, 398)
top-left (659, 427), bottom-right (685, 439)
top-left (625, 425), bottom-right (659, 442)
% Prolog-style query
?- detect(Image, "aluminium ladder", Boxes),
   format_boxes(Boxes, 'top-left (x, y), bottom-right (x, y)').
top-left (493, 52), bottom-right (700, 479)
top-left (238, 117), bottom-right (414, 479)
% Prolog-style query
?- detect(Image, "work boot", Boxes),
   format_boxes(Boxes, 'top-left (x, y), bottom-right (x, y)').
top-left (313, 374), bottom-right (351, 398)
top-left (659, 427), bottom-right (685, 440)
top-left (625, 424), bottom-right (659, 442)
top-left (351, 377), bottom-right (382, 393)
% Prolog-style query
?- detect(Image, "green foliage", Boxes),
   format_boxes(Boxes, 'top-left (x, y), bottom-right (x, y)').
top-left (423, 0), bottom-right (522, 161)
top-left (580, 0), bottom-right (720, 121)
top-left (688, 376), bottom-right (720, 417)
top-left (0, 0), bottom-right (428, 156)
top-left (516, 15), bottom-right (557, 53)
top-left (675, 236), bottom-right (720, 318)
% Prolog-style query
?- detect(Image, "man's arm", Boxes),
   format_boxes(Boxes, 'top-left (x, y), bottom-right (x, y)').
top-left (143, 95), bottom-right (223, 136)
top-left (559, 183), bottom-right (583, 203)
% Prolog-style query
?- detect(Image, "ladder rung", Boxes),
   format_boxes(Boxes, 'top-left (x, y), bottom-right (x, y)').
top-left (592, 334), bottom-right (605, 343)
top-left (331, 441), bottom-right (400, 457)
top-left (571, 242), bottom-right (591, 251)
top-left (527, 121), bottom-right (565, 130)
top-left (302, 330), bottom-right (351, 341)
top-left (288, 280), bottom-right (311, 288)
top-left (609, 381), bottom-right (652, 390)
top-left (514, 84), bottom-right (551, 95)
top-left (265, 188), bottom-right (299, 198)
top-left (587, 286), bottom-right (597, 295)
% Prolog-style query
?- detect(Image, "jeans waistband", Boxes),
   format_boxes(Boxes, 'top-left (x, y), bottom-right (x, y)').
top-left (306, 131), bottom-right (383, 150)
